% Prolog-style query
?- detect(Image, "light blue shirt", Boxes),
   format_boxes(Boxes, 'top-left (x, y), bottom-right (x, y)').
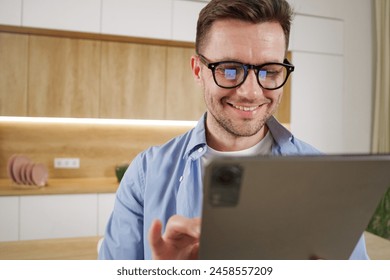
top-left (99, 114), bottom-right (369, 260)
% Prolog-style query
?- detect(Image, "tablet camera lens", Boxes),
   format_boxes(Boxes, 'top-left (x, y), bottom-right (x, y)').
top-left (210, 164), bottom-right (243, 207)
top-left (216, 166), bottom-right (242, 186)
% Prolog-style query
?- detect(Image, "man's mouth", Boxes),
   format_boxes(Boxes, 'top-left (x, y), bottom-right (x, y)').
top-left (230, 104), bottom-right (260, 112)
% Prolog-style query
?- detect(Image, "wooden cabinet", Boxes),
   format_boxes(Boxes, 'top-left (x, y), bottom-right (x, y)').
top-left (0, 30), bottom-right (205, 120)
top-left (165, 46), bottom-right (205, 120)
top-left (28, 35), bottom-right (101, 118)
top-left (0, 32), bottom-right (28, 116)
top-left (0, 0), bottom-right (288, 122)
top-left (100, 42), bottom-right (167, 119)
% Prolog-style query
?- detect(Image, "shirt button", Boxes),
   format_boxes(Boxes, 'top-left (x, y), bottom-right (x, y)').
top-left (198, 147), bottom-right (204, 153)
top-left (179, 176), bottom-right (183, 182)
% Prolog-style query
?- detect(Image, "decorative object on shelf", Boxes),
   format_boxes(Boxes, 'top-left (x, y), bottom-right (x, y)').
top-left (115, 163), bottom-right (129, 183)
top-left (7, 155), bottom-right (48, 188)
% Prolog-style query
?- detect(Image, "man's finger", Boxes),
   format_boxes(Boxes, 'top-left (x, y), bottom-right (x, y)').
top-left (148, 219), bottom-right (164, 250)
top-left (163, 215), bottom-right (201, 239)
top-left (189, 242), bottom-right (200, 260)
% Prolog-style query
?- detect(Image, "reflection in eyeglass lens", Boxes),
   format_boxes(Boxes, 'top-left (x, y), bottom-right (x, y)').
top-left (224, 69), bottom-right (237, 80)
top-left (259, 70), bottom-right (267, 81)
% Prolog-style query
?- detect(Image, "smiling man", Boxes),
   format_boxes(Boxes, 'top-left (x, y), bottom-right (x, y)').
top-left (99, 0), bottom-right (369, 260)
top-left (194, 19), bottom-right (289, 152)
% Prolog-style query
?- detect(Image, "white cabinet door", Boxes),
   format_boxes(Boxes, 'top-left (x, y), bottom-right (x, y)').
top-left (102, 0), bottom-right (172, 40)
top-left (289, 14), bottom-right (343, 55)
top-left (172, 0), bottom-right (207, 42)
top-left (97, 193), bottom-right (116, 236)
top-left (0, 0), bottom-right (22, 25)
top-left (0, 196), bottom-right (19, 241)
top-left (22, 0), bottom-right (101, 33)
top-left (289, 15), bottom-right (345, 153)
top-left (291, 52), bottom-right (344, 153)
top-left (20, 194), bottom-right (98, 240)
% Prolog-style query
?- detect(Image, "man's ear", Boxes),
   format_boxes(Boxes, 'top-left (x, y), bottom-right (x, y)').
top-left (191, 55), bottom-right (202, 84)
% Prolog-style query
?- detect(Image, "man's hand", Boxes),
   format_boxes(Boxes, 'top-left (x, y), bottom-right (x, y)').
top-left (148, 215), bottom-right (201, 260)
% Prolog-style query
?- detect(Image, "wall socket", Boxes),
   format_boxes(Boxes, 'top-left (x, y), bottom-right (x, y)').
top-left (54, 158), bottom-right (80, 169)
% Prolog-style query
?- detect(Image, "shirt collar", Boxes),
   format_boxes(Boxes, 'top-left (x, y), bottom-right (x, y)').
top-left (184, 113), bottom-right (208, 160)
top-left (266, 116), bottom-right (297, 155)
top-left (184, 113), bottom-right (297, 159)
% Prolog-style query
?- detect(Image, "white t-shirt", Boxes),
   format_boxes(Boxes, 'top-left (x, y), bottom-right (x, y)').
top-left (202, 131), bottom-right (274, 167)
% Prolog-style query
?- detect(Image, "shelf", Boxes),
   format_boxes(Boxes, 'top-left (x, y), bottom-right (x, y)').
top-left (0, 177), bottom-right (118, 196)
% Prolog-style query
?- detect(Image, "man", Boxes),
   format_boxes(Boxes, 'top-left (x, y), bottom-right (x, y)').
top-left (99, 0), bottom-right (369, 260)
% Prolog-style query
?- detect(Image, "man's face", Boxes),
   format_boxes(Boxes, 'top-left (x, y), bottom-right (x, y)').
top-left (195, 19), bottom-right (287, 140)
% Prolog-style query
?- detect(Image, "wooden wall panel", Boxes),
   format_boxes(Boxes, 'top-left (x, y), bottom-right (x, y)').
top-left (0, 33), bottom-right (28, 116)
top-left (28, 35), bottom-right (101, 118)
top-left (0, 120), bottom-right (194, 179)
top-left (100, 42), bottom-right (166, 119)
top-left (165, 47), bottom-right (205, 120)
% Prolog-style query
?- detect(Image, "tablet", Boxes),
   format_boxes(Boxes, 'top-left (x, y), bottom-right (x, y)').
top-left (199, 154), bottom-right (390, 260)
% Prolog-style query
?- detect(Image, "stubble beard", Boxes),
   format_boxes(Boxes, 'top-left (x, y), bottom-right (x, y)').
top-left (203, 85), bottom-right (281, 139)
top-left (212, 110), bottom-right (271, 138)
top-left (206, 95), bottom-right (275, 138)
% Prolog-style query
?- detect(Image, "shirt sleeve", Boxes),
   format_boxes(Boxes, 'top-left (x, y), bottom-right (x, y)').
top-left (349, 234), bottom-right (370, 260)
top-left (98, 154), bottom-right (145, 260)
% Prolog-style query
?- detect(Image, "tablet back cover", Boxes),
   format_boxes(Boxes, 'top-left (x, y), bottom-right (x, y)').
top-left (199, 155), bottom-right (390, 259)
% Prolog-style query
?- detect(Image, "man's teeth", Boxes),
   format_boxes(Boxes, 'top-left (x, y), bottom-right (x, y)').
top-left (233, 105), bottom-right (259, 111)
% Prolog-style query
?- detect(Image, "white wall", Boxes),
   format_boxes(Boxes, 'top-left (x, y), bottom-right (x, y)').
top-left (288, 0), bottom-right (373, 153)
top-left (0, 0), bottom-right (22, 25)
top-left (339, 0), bottom-right (374, 153)
top-left (289, 14), bottom-right (345, 153)
top-left (0, 0), bottom-right (373, 153)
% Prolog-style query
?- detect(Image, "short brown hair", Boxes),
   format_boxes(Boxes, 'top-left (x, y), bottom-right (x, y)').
top-left (195, 0), bottom-right (293, 53)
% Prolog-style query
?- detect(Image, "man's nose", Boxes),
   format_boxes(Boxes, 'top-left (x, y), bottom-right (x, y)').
top-left (236, 70), bottom-right (263, 99)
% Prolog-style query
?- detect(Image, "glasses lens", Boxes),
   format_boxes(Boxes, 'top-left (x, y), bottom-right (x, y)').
top-left (214, 62), bottom-right (245, 88)
top-left (257, 64), bottom-right (288, 89)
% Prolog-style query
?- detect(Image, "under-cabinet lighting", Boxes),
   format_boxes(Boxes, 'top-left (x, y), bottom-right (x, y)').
top-left (0, 116), bottom-right (197, 127)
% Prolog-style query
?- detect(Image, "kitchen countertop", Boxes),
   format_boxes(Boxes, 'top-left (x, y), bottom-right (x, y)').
top-left (0, 232), bottom-right (388, 260)
top-left (0, 236), bottom-right (101, 260)
top-left (0, 177), bottom-right (118, 196)
top-left (365, 231), bottom-right (390, 260)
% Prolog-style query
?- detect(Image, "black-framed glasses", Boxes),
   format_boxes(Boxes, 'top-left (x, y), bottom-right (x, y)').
top-left (198, 54), bottom-right (294, 90)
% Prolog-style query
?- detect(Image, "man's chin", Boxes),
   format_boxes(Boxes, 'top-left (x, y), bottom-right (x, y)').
top-left (223, 122), bottom-right (267, 138)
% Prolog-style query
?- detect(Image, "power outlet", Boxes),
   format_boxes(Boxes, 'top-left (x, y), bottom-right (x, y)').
top-left (54, 158), bottom-right (80, 169)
